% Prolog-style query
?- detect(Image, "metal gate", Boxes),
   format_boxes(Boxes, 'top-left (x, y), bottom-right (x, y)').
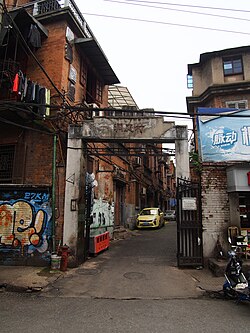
top-left (177, 177), bottom-right (203, 267)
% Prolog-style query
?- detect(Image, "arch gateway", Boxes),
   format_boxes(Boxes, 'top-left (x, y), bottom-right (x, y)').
top-left (63, 117), bottom-right (190, 265)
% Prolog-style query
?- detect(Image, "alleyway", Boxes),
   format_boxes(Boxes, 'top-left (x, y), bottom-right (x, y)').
top-left (43, 222), bottom-right (203, 299)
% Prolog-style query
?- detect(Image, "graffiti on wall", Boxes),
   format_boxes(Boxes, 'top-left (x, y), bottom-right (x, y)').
top-left (90, 198), bottom-right (114, 237)
top-left (85, 172), bottom-right (114, 237)
top-left (0, 189), bottom-right (51, 256)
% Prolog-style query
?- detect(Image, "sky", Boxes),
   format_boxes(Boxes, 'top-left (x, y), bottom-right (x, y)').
top-left (75, 0), bottom-right (250, 128)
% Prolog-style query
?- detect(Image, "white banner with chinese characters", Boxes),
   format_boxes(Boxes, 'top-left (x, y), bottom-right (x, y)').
top-left (197, 108), bottom-right (250, 162)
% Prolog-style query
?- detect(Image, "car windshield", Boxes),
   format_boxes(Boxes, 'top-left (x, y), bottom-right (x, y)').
top-left (165, 210), bottom-right (175, 214)
top-left (141, 209), bottom-right (158, 215)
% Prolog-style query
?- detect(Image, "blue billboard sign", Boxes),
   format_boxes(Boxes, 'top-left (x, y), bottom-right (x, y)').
top-left (197, 108), bottom-right (250, 162)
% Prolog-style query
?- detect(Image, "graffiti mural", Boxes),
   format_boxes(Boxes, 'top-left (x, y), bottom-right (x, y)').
top-left (90, 198), bottom-right (114, 237)
top-left (0, 188), bottom-right (52, 260)
top-left (85, 172), bottom-right (115, 238)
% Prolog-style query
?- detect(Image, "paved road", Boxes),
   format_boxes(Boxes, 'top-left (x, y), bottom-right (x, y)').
top-left (42, 222), bottom-right (203, 299)
top-left (2, 222), bottom-right (250, 332)
top-left (1, 292), bottom-right (250, 333)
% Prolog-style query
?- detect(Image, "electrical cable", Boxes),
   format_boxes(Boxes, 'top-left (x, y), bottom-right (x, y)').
top-left (107, 0), bottom-right (250, 14)
top-left (104, 0), bottom-right (250, 23)
top-left (3, 100), bottom-right (250, 118)
top-left (82, 12), bottom-right (250, 35)
top-left (0, 116), bottom-right (54, 135)
top-left (82, 13), bottom-right (250, 35)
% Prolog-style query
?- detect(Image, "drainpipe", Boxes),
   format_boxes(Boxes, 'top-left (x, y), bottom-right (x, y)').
top-left (52, 134), bottom-right (57, 253)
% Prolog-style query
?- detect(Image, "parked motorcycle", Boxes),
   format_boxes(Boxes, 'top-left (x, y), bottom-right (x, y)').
top-left (223, 247), bottom-right (250, 303)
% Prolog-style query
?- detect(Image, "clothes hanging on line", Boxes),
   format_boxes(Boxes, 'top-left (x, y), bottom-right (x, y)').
top-left (28, 24), bottom-right (41, 49)
top-left (11, 71), bottom-right (51, 116)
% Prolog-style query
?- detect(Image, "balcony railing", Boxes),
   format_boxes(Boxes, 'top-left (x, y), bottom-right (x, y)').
top-left (22, 0), bottom-right (92, 38)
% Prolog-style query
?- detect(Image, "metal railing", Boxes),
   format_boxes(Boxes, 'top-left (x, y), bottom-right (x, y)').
top-left (22, 0), bottom-right (92, 38)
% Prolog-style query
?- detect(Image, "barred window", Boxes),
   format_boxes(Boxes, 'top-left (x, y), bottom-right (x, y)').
top-left (0, 145), bottom-right (15, 183)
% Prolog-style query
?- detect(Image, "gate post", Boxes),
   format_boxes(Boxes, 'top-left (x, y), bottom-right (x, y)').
top-left (63, 126), bottom-right (86, 266)
top-left (175, 126), bottom-right (190, 179)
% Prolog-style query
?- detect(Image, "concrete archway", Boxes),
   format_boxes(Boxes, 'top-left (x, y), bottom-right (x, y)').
top-left (63, 117), bottom-right (189, 265)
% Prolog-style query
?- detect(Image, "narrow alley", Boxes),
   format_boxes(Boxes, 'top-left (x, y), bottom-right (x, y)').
top-left (43, 222), bottom-right (204, 299)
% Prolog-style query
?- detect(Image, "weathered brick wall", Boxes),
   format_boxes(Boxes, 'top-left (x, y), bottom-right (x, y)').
top-left (201, 163), bottom-right (230, 258)
top-left (24, 131), bottom-right (53, 185)
top-left (26, 21), bottom-right (67, 94)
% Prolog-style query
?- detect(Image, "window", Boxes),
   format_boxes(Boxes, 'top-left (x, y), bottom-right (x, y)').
top-left (86, 68), bottom-right (103, 104)
top-left (67, 82), bottom-right (75, 102)
top-left (69, 65), bottom-right (77, 84)
top-left (223, 57), bottom-right (243, 76)
top-left (226, 100), bottom-right (248, 110)
top-left (96, 79), bottom-right (102, 102)
top-left (187, 75), bottom-right (193, 89)
top-left (80, 59), bottom-right (87, 87)
top-left (0, 145), bottom-right (15, 183)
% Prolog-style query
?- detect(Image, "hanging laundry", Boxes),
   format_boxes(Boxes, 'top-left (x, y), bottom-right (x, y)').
top-left (18, 72), bottom-right (26, 98)
top-left (22, 76), bottom-right (28, 101)
top-left (24, 80), bottom-right (34, 103)
top-left (12, 73), bottom-right (19, 93)
top-left (38, 87), bottom-right (46, 116)
top-left (45, 88), bottom-right (51, 116)
top-left (28, 24), bottom-right (41, 49)
top-left (34, 83), bottom-right (40, 103)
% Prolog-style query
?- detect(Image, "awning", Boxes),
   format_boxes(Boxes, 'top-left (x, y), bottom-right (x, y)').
top-left (0, 8), bottom-right (48, 46)
top-left (74, 37), bottom-right (120, 85)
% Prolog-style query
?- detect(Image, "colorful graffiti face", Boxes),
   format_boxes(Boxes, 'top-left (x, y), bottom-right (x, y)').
top-left (0, 198), bottom-right (49, 255)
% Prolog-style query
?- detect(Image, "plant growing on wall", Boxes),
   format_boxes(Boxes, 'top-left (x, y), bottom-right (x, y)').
top-left (189, 151), bottom-right (202, 174)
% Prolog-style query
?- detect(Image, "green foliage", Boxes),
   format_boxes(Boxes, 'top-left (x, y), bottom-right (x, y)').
top-left (189, 151), bottom-right (202, 173)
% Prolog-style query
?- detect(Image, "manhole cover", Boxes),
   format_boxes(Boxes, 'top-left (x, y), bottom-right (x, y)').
top-left (123, 272), bottom-right (145, 280)
top-left (76, 268), bottom-right (101, 275)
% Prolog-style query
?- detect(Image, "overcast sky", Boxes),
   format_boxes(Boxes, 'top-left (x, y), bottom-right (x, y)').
top-left (76, 0), bottom-right (250, 127)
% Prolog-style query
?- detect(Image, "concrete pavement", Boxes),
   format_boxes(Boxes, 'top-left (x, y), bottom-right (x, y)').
top-left (0, 257), bottom-right (225, 298)
top-left (0, 226), bottom-right (226, 298)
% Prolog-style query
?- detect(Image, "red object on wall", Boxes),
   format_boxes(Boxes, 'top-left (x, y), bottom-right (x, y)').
top-left (247, 172), bottom-right (250, 185)
top-left (89, 232), bottom-right (110, 255)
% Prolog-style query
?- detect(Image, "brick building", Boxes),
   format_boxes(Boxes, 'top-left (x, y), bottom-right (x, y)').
top-left (0, 0), bottom-right (172, 266)
top-left (187, 45), bottom-right (250, 260)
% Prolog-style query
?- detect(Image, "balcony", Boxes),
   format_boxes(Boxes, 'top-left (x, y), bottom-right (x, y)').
top-left (22, 0), bottom-right (92, 38)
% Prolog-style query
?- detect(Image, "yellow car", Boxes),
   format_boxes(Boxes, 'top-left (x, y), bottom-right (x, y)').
top-left (136, 208), bottom-right (164, 229)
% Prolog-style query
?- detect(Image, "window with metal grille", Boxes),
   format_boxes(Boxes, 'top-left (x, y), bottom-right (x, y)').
top-left (0, 145), bottom-right (15, 183)
top-left (223, 57), bottom-right (243, 76)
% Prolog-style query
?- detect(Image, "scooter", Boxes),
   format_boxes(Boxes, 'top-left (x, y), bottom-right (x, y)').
top-left (223, 247), bottom-right (250, 303)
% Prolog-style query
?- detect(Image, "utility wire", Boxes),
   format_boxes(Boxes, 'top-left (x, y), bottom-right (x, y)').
top-left (108, 0), bottom-right (250, 14)
top-left (82, 12), bottom-right (250, 35)
top-left (104, 0), bottom-right (250, 23)
top-left (3, 100), bottom-right (250, 118)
